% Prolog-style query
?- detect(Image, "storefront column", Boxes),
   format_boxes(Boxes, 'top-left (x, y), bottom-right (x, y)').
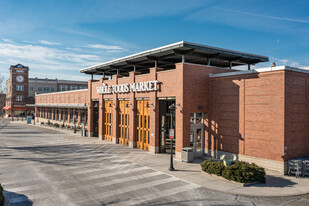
top-left (149, 67), bottom-right (162, 153)
top-left (51, 107), bottom-right (54, 120)
top-left (77, 109), bottom-right (81, 125)
top-left (112, 75), bottom-right (120, 144)
top-left (98, 77), bottom-right (109, 140)
top-left (174, 63), bottom-right (190, 160)
top-left (128, 71), bottom-right (137, 148)
top-left (35, 107), bottom-right (38, 122)
top-left (88, 79), bottom-right (94, 137)
top-left (68, 109), bottom-right (71, 124)
top-left (58, 108), bottom-right (61, 122)
top-left (88, 102), bottom-right (94, 137)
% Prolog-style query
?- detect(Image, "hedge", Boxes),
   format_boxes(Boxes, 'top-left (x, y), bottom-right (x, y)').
top-left (201, 159), bottom-right (266, 183)
top-left (0, 183), bottom-right (3, 206)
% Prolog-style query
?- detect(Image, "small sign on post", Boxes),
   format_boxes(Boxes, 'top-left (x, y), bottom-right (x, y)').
top-left (169, 129), bottom-right (174, 139)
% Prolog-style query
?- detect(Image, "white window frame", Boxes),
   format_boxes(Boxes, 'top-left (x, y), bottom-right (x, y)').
top-left (16, 85), bottom-right (24, 91)
top-left (16, 96), bottom-right (23, 102)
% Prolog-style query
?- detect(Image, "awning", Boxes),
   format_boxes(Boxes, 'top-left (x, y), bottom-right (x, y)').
top-left (32, 103), bottom-right (88, 109)
top-left (80, 41), bottom-right (269, 76)
top-left (3, 106), bottom-right (11, 110)
top-left (14, 107), bottom-right (26, 111)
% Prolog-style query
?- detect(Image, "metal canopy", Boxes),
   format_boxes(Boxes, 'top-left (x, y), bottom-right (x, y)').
top-left (80, 41), bottom-right (269, 76)
top-left (32, 103), bottom-right (88, 109)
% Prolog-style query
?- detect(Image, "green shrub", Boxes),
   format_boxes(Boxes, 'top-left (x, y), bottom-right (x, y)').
top-left (0, 183), bottom-right (3, 206)
top-left (201, 160), bottom-right (266, 183)
top-left (200, 159), bottom-right (225, 176)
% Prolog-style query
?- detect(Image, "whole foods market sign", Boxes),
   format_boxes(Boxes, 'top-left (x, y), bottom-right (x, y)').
top-left (97, 81), bottom-right (159, 94)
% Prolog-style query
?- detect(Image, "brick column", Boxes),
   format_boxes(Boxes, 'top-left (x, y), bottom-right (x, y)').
top-left (35, 107), bottom-right (38, 122)
top-left (77, 109), bottom-right (81, 125)
top-left (88, 79), bottom-right (94, 137)
top-left (174, 63), bottom-right (187, 160)
top-left (51, 107), bottom-right (54, 120)
top-left (149, 67), bottom-right (163, 153)
top-left (58, 108), bottom-right (61, 122)
top-left (88, 103), bottom-right (94, 137)
top-left (68, 109), bottom-right (71, 124)
top-left (98, 77), bottom-right (108, 140)
top-left (129, 72), bottom-right (137, 148)
top-left (112, 75), bottom-right (120, 144)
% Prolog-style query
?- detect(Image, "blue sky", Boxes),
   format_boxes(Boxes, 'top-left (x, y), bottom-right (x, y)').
top-left (0, 0), bottom-right (309, 81)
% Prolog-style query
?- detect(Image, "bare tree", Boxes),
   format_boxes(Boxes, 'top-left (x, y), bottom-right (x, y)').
top-left (0, 73), bottom-right (6, 117)
top-left (0, 73), bottom-right (4, 93)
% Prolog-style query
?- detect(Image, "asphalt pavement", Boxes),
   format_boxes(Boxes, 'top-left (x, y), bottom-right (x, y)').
top-left (1, 119), bottom-right (309, 206)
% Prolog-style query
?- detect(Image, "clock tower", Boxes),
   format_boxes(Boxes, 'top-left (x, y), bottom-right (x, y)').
top-left (5, 64), bottom-right (29, 116)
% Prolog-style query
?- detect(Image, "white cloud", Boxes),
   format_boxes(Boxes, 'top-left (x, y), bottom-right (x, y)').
top-left (1, 38), bottom-right (16, 44)
top-left (213, 7), bottom-right (309, 24)
top-left (86, 44), bottom-right (124, 50)
top-left (0, 42), bottom-right (100, 64)
top-left (39, 40), bottom-right (61, 46)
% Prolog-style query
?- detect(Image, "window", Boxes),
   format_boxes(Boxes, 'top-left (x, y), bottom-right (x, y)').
top-left (30, 86), bottom-right (34, 91)
top-left (16, 96), bottom-right (23, 101)
top-left (60, 85), bottom-right (68, 91)
top-left (43, 87), bottom-right (50, 92)
top-left (16, 85), bottom-right (24, 91)
top-left (190, 113), bottom-right (203, 124)
top-left (70, 85), bottom-right (78, 90)
top-left (79, 86), bottom-right (87, 89)
top-left (51, 87), bottom-right (55, 92)
top-left (38, 87), bottom-right (42, 92)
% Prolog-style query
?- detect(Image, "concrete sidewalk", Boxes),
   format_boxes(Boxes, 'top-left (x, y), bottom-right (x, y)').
top-left (14, 120), bottom-right (309, 197)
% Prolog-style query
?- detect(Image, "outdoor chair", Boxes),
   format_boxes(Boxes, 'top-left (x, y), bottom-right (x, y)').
top-left (302, 160), bottom-right (309, 177)
top-left (288, 160), bottom-right (303, 178)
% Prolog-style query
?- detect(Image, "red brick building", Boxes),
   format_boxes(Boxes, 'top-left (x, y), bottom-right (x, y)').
top-left (4, 64), bottom-right (88, 116)
top-left (34, 41), bottom-right (309, 173)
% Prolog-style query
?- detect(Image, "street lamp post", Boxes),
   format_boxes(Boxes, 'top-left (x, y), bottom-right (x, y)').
top-left (168, 103), bottom-right (175, 171)
top-left (74, 112), bottom-right (77, 133)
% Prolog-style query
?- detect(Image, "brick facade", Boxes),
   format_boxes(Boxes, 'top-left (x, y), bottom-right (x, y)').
top-left (35, 63), bottom-right (309, 174)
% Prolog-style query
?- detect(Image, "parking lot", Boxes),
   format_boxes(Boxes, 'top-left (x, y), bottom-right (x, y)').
top-left (1, 120), bottom-right (309, 205)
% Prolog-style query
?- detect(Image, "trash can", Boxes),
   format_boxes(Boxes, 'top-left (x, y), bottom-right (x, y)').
top-left (26, 116), bottom-right (32, 124)
top-left (182, 147), bottom-right (194, 162)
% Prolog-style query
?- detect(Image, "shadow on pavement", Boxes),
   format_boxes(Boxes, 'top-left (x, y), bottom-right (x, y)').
top-left (3, 190), bottom-right (33, 206)
top-left (2, 143), bottom-right (132, 167)
top-left (248, 175), bottom-right (296, 188)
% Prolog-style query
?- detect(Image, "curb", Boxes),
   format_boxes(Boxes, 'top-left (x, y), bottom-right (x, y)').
top-left (200, 171), bottom-right (259, 187)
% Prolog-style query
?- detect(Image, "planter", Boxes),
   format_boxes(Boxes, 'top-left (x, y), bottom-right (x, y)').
top-left (201, 171), bottom-right (259, 187)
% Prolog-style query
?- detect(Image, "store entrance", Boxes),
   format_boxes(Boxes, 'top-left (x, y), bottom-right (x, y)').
top-left (136, 100), bottom-right (150, 151)
top-left (104, 100), bottom-right (113, 141)
top-left (118, 100), bottom-right (129, 146)
top-left (159, 99), bottom-right (175, 153)
top-left (190, 113), bottom-right (204, 157)
top-left (93, 101), bottom-right (99, 137)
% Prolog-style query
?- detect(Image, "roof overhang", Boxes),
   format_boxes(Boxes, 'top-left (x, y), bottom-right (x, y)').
top-left (80, 41), bottom-right (269, 76)
top-left (32, 103), bottom-right (88, 109)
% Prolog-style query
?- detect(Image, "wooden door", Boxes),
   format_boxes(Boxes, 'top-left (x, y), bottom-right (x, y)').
top-left (136, 100), bottom-right (150, 151)
top-left (104, 100), bottom-right (113, 141)
top-left (118, 100), bottom-right (129, 146)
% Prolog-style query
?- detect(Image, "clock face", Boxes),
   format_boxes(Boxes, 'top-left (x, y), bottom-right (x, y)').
top-left (16, 75), bottom-right (24, 83)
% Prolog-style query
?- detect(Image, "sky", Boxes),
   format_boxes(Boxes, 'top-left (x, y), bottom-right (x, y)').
top-left (0, 0), bottom-right (309, 82)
